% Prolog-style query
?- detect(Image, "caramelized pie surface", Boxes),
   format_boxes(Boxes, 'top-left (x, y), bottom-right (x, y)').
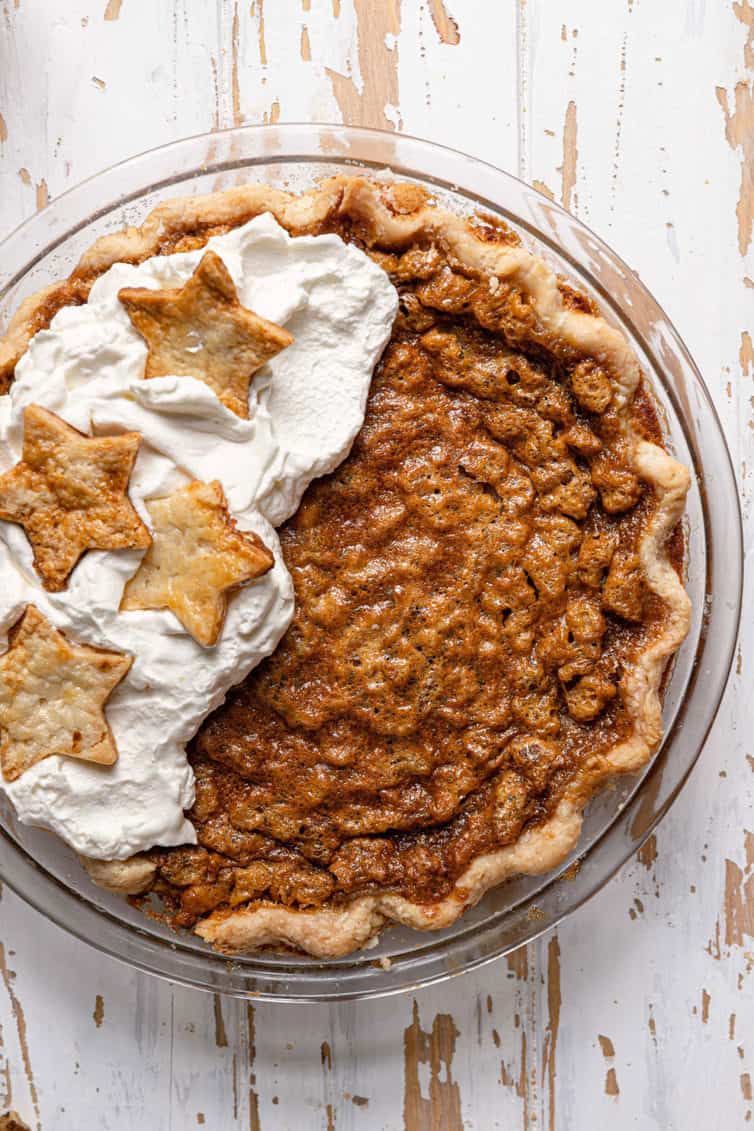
top-left (149, 237), bottom-right (675, 926)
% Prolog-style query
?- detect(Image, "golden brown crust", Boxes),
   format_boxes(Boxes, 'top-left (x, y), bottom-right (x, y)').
top-left (118, 249), bottom-right (293, 419)
top-left (0, 176), bottom-right (691, 957)
top-left (0, 605), bottom-right (132, 782)
top-left (0, 404), bottom-right (150, 592)
top-left (120, 479), bottom-right (274, 647)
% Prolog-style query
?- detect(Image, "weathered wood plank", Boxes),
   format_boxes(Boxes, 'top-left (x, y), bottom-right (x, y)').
top-left (0, 1), bottom-right (751, 1128)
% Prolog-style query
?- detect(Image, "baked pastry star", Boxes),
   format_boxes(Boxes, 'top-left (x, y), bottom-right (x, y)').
top-left (120, 479), bottom-right (274, 646)
top-left (118, 249), bottom-right (294, 419)
top-left (0, 605), bottom-right (132, 782)
top-left (0, 404), bottom-right (150, 591)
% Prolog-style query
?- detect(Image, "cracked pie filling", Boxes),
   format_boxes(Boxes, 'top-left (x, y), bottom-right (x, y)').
top-left (0, 177), bottom-right (690, 958)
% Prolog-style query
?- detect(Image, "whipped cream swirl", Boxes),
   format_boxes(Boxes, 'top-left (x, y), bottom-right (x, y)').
top-left (0, 213), bottom-right (397, 859)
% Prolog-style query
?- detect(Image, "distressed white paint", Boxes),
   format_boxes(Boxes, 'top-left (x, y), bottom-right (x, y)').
top-left (0, 1), bottom-right (752, 1128)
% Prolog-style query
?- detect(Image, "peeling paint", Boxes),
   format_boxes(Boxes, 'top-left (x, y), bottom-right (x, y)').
top-left (560, 100), bottom-right (578, 212)
top-left (707, 916), bottom-right (722, 960)
top-left (735, 0), bottom-right (754, 67)
top-left (0, 945), bottom-right (38, 1131)
top-left (598, 1035), bottom-right (620, 1098)
top-left (0, 114), bottom-right (6, 144)
top-left (428, 0), bottom-right (460, 45)
top-left (542, 936), bottom-right (561, 1131)
top-left (103, 0), bottom-right (122, 20)
top-left (263, 97), bottom-right (281, 124)
top-left (724, 833), bottom-right (754, 948)
top-left (231, 1), bottom-right (243, 126)
top-left (519, 1027), bottom-right (530, 1126)
top-left (92, 995), bottom-right (104, 1029)
top-left (327, 0), bottom-right (401, 131)
top-left (252, 0), bottom-right (267, 66)
top-left (403, 1002), bottom-right (462, 1131)
top-left (300, 24), bottom-right (311, 61)
top-left (246, 1004), bottom-right (260, 1131)
top-left (718, 77), bottom-right (754, 255)
top-left (741, 331), bottom-right (754, 377)
top-left (717, 1), bottom-right (754, 254)
top-left (507, 946), bottom-right (529, 980)
top-left (213, 995), bottom-right (228, 1049)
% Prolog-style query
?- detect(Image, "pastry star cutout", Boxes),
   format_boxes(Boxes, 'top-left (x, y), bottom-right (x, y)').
top-left (118, 249), bottom-right (294, 419)
top-left (0, 605), bottom-right (132, 782)
top-left (120, 479), bottom-right (275, 647)
top-left (0, 404), bottom-right (151, 591)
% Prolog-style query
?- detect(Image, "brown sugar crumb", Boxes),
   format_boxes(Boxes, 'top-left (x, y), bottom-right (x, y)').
top-left (603, 551), bottom-right (645, 621)
top-left (578, 529), bottom-right (618, 588)
top-left (591, 453), bottom-right (642, 514)
top-left (570, 359), bottom-right (613, 414)
top-left (564, 671), bottom-right (618, 723)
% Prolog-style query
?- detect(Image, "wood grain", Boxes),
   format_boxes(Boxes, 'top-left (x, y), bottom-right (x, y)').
top-left (0, 1), bottom-right (752, 1127)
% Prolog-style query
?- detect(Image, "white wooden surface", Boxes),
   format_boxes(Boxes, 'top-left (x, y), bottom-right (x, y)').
top-left (0, 2), bottom-right (752, 1128)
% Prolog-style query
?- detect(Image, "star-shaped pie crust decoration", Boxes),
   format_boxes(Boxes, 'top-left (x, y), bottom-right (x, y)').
top-left (120, 479), bottom-right (275, 647)
top-left (0, 605), bottom-right (132, 782)
top-left (118, 249), bottom-right (294, 419)
top-left (0, 404), bottom-right (151, 592)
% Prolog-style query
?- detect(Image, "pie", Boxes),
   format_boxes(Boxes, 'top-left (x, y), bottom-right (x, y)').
top-left (0, 176), bottom-right (690, 958)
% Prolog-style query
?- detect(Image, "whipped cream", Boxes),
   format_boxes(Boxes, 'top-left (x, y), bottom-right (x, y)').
top-left (0, 213), bottom-right (397, 860)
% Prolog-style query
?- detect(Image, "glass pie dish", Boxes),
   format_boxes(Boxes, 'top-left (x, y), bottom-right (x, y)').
top-left (0, 124), bottom-right (742, 1002)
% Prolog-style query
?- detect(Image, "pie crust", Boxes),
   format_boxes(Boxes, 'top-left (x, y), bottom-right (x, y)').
top-left (0, 176), bottom-right (690, 958)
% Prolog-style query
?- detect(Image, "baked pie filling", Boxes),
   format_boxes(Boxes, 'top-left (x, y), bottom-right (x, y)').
top-left (0, 177), bottom-right (689, 957)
